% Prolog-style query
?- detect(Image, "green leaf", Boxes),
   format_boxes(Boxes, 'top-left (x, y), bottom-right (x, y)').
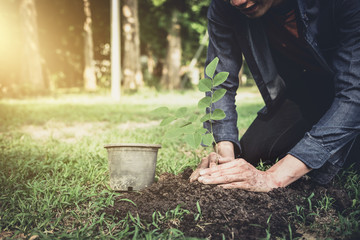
top-left (211, 109), bottom-right (226, 120)
top-left (194, 133), bottom-right (201, 147)
top-left (180, 124), bottom-right (196, 134)
top-left (213, 72), bottom-right (229, 86)
top-left (184, 133), bottom-right (202, 149)
top-left (188, 114), bottom-right (198, 122)
top-left (151, 106), bottom-right (169, 115)
top-left (175, 107), bottom-right (187, 118)
top-left (160, 116), bottom-right (176, 126)
top-left (164, 128), bottom-right (183, 138)
top-left (212, 88), bottom-right (227, 103)
top-left (194, 133), bottom-right (202, 148)
top-left (195, 128), bottom-right (208, 134)
top-left (184, 134), bottom-right (195, 148)
top-left (200, 113), bottom-right (210, 122)
top-left (198, 78), bottom-right (212, 92)
top-left (198, 96), bottom-right (211, 109)
top-left (205, 57), bottom-right (219, 79)
top-left (202, 133), bottom-right (214, 146)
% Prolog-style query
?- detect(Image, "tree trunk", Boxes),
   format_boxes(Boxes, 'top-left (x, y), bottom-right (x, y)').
top-left (83, 0), bottom-right (97, 91)
top-left (184, 31), bottom-right (208, 86)
top-left (122, 0), bottom-right (143, 90)
top-left (111, 0), bottom-right (121, 101)
top-left (161, 9), bottom-right (182, 90)
top-left (146, 45), bottom-right (155, 75)
top-left (19, 0), bottom-right (44, 90)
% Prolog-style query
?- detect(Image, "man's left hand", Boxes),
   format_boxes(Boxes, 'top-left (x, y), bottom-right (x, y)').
top-left (198, 158), bottom-right (278, 192)
top-left (197, 154), bottom-right (312, 192)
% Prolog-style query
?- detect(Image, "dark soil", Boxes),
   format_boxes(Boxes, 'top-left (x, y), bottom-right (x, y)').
top-left (104, 168), bottom-right (351, 239)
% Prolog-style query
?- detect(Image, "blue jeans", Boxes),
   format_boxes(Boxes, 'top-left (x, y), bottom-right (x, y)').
top-left (240, 95), bottom-right (359, 185)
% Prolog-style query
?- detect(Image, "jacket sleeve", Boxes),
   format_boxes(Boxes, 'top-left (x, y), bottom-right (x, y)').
top-left (204, 0), bottom-right (243, 156)
top-left (289, 0), bottom-right (360, 173)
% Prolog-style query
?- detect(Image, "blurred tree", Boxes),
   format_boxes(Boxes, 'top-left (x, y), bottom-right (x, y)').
top-left (183, 30), bottom-right (208, 86)
top-left (122, 0), bottom-right (143, 90)
top-left (91, 0), bottom-right (111, 89)
top-left (151, 0), bottom-right (185, 90)
top-left (0, 0), bottom-right (22, 97)
top-left (20, 0), bottom-right (45, 90)
top-left (138, 0), bottom-right (167, 88)
top-left (160, 7), bottom-right (182, 90)
top-left (8, 0), bottom-right (216, 94)
top-left (181, 0), bottom-right (211, 86)
top-left (83, 0), bottom-right (97, 91)
top-left (36, 0), bottom-right (84, 89)
top-left (140, 0), bottom-right (210, 89)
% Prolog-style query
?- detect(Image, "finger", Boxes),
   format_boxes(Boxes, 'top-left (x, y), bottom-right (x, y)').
top-left (190, 154), bottom-right (222, 182)
top-left (207, 159), bottom-right (255, 178)
top-left (218, 156), bottom-right (235, 164)
top-left (199, 156), bottom-right (210, 169)
top-left (208, 152), bottom-right (219, 168)
top-left (200, 159), bottom-right (248, 176)
top-left (189, 169), bottom-right (201, 182)
top-left (204, 164), bottom-right (253, 179)
top-left (189, 156), bottom-right (211, 182)
top-left (198, 173), bottom-right (247, 185)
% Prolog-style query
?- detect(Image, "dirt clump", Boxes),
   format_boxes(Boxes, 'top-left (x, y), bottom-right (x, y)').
top-left (104, 168), bottom-right (350, 239)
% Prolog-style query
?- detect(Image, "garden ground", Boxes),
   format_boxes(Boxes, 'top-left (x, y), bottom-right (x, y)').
top-left (0, 88), bottom-right (359, 239)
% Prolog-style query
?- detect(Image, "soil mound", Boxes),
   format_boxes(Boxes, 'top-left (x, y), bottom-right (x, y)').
top-left (104, 168), bottom-right (350, 239)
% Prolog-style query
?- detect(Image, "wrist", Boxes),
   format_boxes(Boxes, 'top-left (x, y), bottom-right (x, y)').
top-left (215, 141), bottom-right (235, 158)
top-left (266, 154), bottom-right (312, 188)
top-left (266, 171), bottom-right (283, 189)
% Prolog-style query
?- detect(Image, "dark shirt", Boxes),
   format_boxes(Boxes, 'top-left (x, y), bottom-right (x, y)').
top-left (263, 2), bottom-right (323, 73)
top-left (262, 1), bottom-right (334, 121)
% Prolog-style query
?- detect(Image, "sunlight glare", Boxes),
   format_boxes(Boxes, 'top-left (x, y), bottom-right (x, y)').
top-left (0, 1), bottom-right (22, 82)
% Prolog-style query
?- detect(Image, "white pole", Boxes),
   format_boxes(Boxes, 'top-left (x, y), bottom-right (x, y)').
top-left (111, 0), bottom-right (121, 101)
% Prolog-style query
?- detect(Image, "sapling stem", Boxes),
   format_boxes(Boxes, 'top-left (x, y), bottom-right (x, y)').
top-left (208, 77), bottom-right (219, 164)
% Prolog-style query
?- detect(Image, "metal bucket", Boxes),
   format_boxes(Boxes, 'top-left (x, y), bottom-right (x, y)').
top-left (104, 143), bottom-right (161, 191)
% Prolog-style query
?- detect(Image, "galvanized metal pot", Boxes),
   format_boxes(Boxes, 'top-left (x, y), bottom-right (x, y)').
top-left (104, 143), bottom-right (161, 191)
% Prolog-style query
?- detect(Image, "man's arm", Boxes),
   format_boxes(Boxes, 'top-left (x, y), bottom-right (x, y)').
top-left (204, 0), bottom-right (243, 156)
top-left (266, 154), bottom-right (312, 187)
top-left (288, 0), bottom-right (360, 180)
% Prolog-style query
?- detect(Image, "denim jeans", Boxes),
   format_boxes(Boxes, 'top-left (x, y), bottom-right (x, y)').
top-left (240, 97), bottom-right (360, 184)
top-left (239, 61), bottom-right (360, 184)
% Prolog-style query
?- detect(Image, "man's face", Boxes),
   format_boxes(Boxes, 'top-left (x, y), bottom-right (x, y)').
top-left (225, 0), bottom-right (285, 18)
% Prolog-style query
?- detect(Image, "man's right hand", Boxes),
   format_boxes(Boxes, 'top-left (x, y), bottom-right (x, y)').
top-left (189, 141), bottom-right (235, 182)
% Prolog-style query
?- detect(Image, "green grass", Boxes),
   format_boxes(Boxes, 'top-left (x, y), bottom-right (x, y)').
top-left (0, 89), bottom-right (229, 239)
top-left (0, 88), bottom-right (359, 239)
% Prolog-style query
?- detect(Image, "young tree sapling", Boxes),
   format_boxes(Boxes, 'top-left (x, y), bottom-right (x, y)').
top-left (153, 57), bottom-right (229, 154)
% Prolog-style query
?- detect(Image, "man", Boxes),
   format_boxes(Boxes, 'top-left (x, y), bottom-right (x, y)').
top-left (189, 0), bottom-right (360, 192)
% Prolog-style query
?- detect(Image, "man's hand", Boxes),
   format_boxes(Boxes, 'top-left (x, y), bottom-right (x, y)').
top-left (197, 158), bottom-right (278, 192)
top-left (189, 141), bottom-right (235, 182)
top-left (197, 154), bottom-right (312, 192)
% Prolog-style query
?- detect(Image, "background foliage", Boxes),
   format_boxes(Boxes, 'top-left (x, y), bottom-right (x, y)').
top-left (0, 0), bottom-right (253, 97)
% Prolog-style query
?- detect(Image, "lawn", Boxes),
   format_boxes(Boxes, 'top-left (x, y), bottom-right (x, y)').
top-left (0, 88), bottom-right (359, 239)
